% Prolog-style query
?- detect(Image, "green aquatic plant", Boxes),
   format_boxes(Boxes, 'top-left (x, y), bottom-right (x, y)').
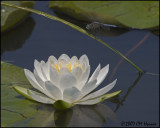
top-left (13, 54), bottom-right (122, 110)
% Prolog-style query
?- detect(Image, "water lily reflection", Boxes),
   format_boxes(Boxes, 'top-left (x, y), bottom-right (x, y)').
top-left (29, 103), bottom-right (118, 127)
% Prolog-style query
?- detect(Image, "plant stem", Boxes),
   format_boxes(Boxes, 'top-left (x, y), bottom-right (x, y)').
top-left (1, 2), bottom-right (143, 74)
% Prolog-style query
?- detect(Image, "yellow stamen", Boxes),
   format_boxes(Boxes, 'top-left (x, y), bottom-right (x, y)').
top-left (52, 62), bottom-right (82, 72)
top-left (78, 64), bottom-right (82, 68)
top-left (59, 62), bottom-right (62, 68)
top-left (55, 64), bottom-right (59, 72)
top-left (74, 63), bottom-right (77, 68)
top-left (66, 62), bottom-right (72, 72)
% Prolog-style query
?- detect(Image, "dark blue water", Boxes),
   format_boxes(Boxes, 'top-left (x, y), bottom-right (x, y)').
top-left (1, 1), bottom-right (159, 127)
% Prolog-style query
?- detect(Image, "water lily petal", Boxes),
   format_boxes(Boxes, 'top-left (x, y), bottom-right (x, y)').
top-left (48, 55), bottom-right (58, 64)
top-left (13, 85), bottom-right (55, 104)
top-left (71, 67), bottom-right (82, 80)
top-left (13, 85), bottom-right (35, 101)
top-left (59, 72), bottom-right (77, 90)
top-left (58, 54), bottom-right (70, 62)
top-left (34, 60), bottom-right (46, 81)
top-left (44, 81), bottom-right (62, 100)
top-left (70, 56), bottom-right (79, 64)
top-left (76, 90), bottom-right (121, 105)
top-left (81, 79), bottom-right (117, 101)
top-left (40, 60), bottom-right (49, 80)
top-left (24, 69), bottom-right (44, 92)
top-left (59, 67), bottom-right (70, 75)
top-left (39, 61), bottom-right (48, 80)
top-left (63, 87), bottom-right (81, 103)
top-left (81, 79), bottom-right (97, 97)
top-left (33, 69), bottom-right (45, 87)
top-left (50, 65), bottom-right (59, 85)
top-left (58, 59), bottom-right (68, 67)
top-left (33, 69), bottom-right (57, 99)
top-left (77, 66), bottom-right (90, 90)
top-left (88, 64), bottom-right (101, 83)
top-left (29, 89), bottom-right (55, 104)
top-left (81, 64), bottom-right (109, 95)
top-left (96, 64), bottom-right (109, 86)
top-left (79, 54), bottom-right (89, 67)
top-left (79, 55), bottom-right (89, 71)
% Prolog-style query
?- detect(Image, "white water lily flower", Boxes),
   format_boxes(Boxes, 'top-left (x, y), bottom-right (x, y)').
top-left (13, 54), bottom-right (121, 110)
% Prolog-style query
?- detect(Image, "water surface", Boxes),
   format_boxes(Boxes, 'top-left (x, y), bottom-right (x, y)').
top-left (1, 1), bottom-right (159, 127)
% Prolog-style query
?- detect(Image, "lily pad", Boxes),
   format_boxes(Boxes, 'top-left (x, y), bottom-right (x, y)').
top-left (49, 1), bottom-right (159, 29)
top-left (1, 1), bottom-right (34, 32)
top-left (1, 62), bottom-right (37, 127)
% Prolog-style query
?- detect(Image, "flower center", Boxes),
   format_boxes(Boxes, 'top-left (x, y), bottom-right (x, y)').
top-left (52, 62), bottom-right (82, 72)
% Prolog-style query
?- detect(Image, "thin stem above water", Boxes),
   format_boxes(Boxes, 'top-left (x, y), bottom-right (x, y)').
top-left (1, 2), bottom-right (143, 74)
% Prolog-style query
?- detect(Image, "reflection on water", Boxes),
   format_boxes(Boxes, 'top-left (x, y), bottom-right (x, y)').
top-left (67, 104), bottom-right (117, 127)
top-left (53, 10), bottom-right (88, 29)
top-left (151, 29), bottom-right (159, 36)
top-left (12, 103), bottom-right (117, 127)
top-left (1, 17), bottom-right (35, 56)
top-left (113, 74), bottom-right (143, 112)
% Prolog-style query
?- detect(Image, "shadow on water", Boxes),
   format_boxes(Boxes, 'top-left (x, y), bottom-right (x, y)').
top-left (1, 17), bottom-right (35, 56)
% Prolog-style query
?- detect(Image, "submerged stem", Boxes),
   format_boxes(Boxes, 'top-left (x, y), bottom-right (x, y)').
top-left (1, 2), bottom-right (143, 73)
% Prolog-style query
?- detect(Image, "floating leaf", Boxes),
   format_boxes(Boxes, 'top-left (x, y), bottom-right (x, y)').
top-left (1, 1), bottom-right (34, 32)
top-left (49, 1), bottom-right (159, 29)
top-left (1, 62), bottom-right (37, 127)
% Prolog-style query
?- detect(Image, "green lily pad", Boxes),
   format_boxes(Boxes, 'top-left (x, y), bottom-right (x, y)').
top-left (49, 1), bottom-right (159, 29)
top-left (1, 1), bottom-right (34, 32)
top-left (1, 62), bottom-right (38, 127)
top-left (0, 62), bottom-right (42, 126)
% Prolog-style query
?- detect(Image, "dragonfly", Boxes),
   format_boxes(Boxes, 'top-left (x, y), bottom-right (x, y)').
top-left (86, 22), bottom-right (118, 32)
top-left (85, 21), bottom-right (129, 36)
top-left (86, 22), bottom-right (159, 33)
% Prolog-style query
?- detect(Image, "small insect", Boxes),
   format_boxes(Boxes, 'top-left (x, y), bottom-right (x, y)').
top-left (86, 22), bottom-right (117, 33)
